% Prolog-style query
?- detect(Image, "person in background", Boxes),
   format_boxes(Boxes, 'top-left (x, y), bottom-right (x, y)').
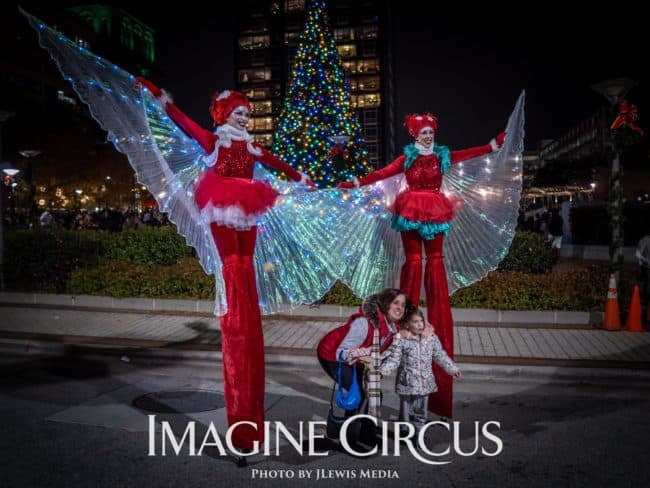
top-left (636, 233), bottom-right (650, 326)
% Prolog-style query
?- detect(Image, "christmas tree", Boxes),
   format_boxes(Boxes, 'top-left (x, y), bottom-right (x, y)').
top-left (272, 0), bottom-right (371, 188)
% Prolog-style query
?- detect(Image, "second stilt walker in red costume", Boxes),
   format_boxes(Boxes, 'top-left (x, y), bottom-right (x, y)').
top-left (137, 78), bottom-right (315, 449)
top-left (339, 114), bottom-right (504, 418)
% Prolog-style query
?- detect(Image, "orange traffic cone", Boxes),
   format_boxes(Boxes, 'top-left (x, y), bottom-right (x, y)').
top-left (626, 285), bottom-right (644, 332)
top-left (600, 273), bottom-right (621, 330)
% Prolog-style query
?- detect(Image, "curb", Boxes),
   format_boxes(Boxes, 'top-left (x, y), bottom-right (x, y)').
top-left (0, 292), bottom-right (603, 325)
top-left (3, 336), bottom-right (649, 384)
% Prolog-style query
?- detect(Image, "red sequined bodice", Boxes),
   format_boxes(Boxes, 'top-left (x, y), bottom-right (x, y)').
top-left (210, 140), bottom-right (256, 179)
top-left (405, 154), bottom-right (443, 191)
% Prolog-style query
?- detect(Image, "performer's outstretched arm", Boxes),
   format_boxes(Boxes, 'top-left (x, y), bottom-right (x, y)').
top-left (338, 155), bottom-right (407, 188)
top-left (256, 145), bottom-right (314, 186)
top-left (136, 77), bottom-right (217, 154)
top-left (450, 131), bottom-right (505, 164)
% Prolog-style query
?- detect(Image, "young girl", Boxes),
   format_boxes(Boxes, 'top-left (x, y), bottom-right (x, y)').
top-left (378, 307), bottom-right (461, 434)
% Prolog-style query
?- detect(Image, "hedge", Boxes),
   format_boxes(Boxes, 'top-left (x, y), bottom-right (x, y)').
top-left (67, 258), bottom-right (214, 298)
top-left (497, 231), bottom-right (556, 274)
top-left (5, 229), bottom-right (633, 311)
top-left (4, 229), bottom-right (105, 291)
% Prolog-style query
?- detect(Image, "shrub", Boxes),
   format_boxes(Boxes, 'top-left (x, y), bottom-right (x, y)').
top-left (67, 257), bottom-right (214, 298)
top-left (5, 229), bottom-right (105, 291)
top-left (498, 231), bottom-right (557, 273)
top-left (106, 227), bottom-right (193, 265)
top-left (318, 280), bottom-right (363, 306)
top-left (450, 264), bottom-right (609, 311)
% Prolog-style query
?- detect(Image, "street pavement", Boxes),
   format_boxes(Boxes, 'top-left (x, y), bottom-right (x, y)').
top-left (1, 303), bottom-right (649, 370)
top-left (2, 296), bottom-right (650, 487)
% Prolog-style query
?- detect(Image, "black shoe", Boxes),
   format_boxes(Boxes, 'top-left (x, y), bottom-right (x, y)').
top-left (235, 448), bottom-right (252, 467)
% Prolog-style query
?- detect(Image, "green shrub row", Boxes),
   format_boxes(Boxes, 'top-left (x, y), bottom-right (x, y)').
top-left (6, 228), bottom-right (629, 311)
top-left (105, 227), bottom-right (193, 265)
top-left (5, 227), bottom-right (193, 291)
top-left (67, 258), bottom-right (214, 298)
top-left (4, 229), bottom-right (105, 291)
top-left (497, 231), bottom-right (557, 273)
top-left (449, 268), bottom-right (606, 311)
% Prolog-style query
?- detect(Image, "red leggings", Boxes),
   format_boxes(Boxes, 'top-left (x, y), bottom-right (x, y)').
top-left (210, 223), bottom-right (265, 449)
top-left (400, 231), bottom-right (443, 305)
top-left (399, 230), bottom-right (454, 418)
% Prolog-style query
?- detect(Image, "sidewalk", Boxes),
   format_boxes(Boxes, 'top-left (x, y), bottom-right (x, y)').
top-left (1, 294), bottom-right (649, 370)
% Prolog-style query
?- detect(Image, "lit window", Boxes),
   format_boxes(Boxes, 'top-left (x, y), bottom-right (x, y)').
top-left (239, 35), bottom-right (271, 50)
top-left (284, 32), bottom-right (300, 44)
top-left (337, 44), bottom-right (357, 58)
top-left (334, 28), bottom-right (355, 41)
top-left (284, 0), bottom-right (305, 11)
top-left (240, 68), bottom-right (272, 83)
top-left (358, 25), bottom-right (378, 39)
top-left (251, 101), bottom-right (273, 115)
top-left (355, 93), bottom-right (380, 108)
top-left (357, 76), bottom-right (379, 91)
top-left (246, 88), bottom-right (270, 99)
top-left (251, 117), bottom-right (274, 131)
top-left (254, 134), bottom-right (274, 147)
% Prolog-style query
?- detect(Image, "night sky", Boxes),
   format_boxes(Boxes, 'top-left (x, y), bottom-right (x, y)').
top-left (20, 1), bottom-right (649, 152)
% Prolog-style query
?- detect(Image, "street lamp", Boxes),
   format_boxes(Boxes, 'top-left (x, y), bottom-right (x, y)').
top-left (591, 77), bottom-right (638, 280)
top-left (75, 188), bottom-right (83, 209)
top-left (0, 162), bottom-right (20, 290)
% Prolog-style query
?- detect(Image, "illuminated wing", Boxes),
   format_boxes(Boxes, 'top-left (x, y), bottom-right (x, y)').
top-left (442, 91), bottom-right (525, 293)
top-left (334, 92), bottom-right (526, 297)
top-left (23, 9), bottom-right (349, 314)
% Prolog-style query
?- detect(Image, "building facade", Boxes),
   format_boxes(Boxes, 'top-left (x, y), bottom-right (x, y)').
top-left (0, 3), bottom-right (156, 212)
top-left (234, 0), bottom-right (394, 168)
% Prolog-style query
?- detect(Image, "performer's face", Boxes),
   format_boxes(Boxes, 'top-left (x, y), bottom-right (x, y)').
top-left (226, 105), bottom-right (250, 130)
top-left (416, 127), bottom-right (435, 148)
top-left (405, 313), bottom-right (425, 335)
top-left (386, 294), bottom-right (406, 323)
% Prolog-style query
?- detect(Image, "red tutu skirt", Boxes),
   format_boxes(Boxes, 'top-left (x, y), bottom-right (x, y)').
top-left (195, 173), bottom-right (278, 229)
top-left (393, 190), bottom-right (461, 223)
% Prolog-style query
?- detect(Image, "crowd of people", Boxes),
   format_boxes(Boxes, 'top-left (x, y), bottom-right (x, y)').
top-left (3, 207), bottom-right (171, 232)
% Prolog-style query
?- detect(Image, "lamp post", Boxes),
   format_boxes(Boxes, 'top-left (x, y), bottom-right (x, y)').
top-left (1, 111), bottom-right (17, 290)
top-left (0, 163), bottom-right (20, 290)
top-left (18, 150), bottom-right (42, 222)
top-left (591, 77), bottom-right (638, 281)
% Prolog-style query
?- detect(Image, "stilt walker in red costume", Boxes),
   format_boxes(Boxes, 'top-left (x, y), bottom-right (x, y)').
top-left (136, 79), bottom-right (315, 448)
top-left (338, 114), bottom-right (508, 418)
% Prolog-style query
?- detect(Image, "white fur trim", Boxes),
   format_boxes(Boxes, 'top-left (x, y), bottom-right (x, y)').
top-left (352, 176), bottom-right (360, 188)
top-left (489, 138), bottom-right (499, 151)
top-left (158, 89), bottom-right (173, 105)
top-left (199, 202), bottom-right (261, 230)
top-left (414, 141), bottom-right (434, 155)
top-left (298, 171), bottom-right (310, 185)
top-left (203, 124), bottom-right (260, 167)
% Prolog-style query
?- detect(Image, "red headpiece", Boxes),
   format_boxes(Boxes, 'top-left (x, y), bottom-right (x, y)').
top-left (209, 90), bottom-right (251, 126)
top-left (404, 113), bottom-right (438, 138)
